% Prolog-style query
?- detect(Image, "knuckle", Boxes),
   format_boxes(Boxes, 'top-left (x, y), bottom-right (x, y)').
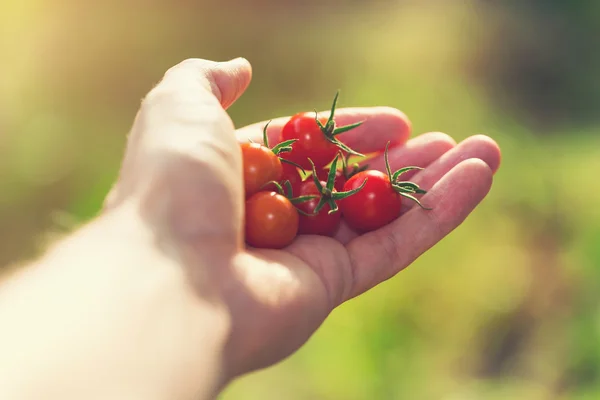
top-left (141, 84), bottom-right (174, 110)
top-left (142, 59), bottom-right (218, 109)
top-left (140, 82), bottom-right (226, 126)
top-left (163, 58), bottom-right (205, 78)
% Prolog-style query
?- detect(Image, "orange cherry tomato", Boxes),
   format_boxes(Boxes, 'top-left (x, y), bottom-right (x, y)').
top-left (245, 191), bottom-right (299, 249)
top-left (241, 142), bottom-right (283, 197)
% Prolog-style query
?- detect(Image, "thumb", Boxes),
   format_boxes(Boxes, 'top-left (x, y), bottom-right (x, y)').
top-left (107, 59), bottom-right (252, 245)
top-left (137, 57), bottom-right (252, 157)
top-left (107, 58), bottom-right (252, 207)
top-left (156, 57), bottom-right (252, 110)
top-left (134, 57), bottom-right (252, 162)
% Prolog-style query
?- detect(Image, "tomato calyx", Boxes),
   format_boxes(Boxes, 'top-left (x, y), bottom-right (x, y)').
top-left (308, 153), bottom-right (368, 215)
top-left (262, 179), bottom-right (318, 216)
top-left (338, 151), bottom-right (369, 180)
top-left (257, 120), bottom-right (306, 173)
top-left (313, 91), bottom-right (365, 158)
top-left (382, 142), bottom-right (432, 210)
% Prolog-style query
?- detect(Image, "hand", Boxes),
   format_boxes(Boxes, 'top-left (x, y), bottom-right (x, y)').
top-left (104, 57), bottom-right (500, 385)
top-left (0, 57), bottom-right (501, 400)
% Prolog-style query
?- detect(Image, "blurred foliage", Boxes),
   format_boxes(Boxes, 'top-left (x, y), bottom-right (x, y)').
top-left (1, 0), bottom-right (599, 398)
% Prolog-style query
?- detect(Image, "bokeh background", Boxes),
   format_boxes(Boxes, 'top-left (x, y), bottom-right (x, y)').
top-left (2, 0), bottom-right (599, 399)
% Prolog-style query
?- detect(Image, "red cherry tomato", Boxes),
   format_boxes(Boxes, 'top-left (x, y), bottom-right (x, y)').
top-left (241, 143), bottom-right (283, 197)
top-left (263, 161), bottom-right (305, 195)
top-left (340, 170), bottom-right (402, 233)
top-left (279, 112), bottom-right (340, 170)
top-left (296, 180), bottom-right (342, 237)
top-left (316, 167), bottom-right (346, 192)
top-left (282, 162), bottom-right (303, 186)
top-left (245, 191), bottom-right (299, 249)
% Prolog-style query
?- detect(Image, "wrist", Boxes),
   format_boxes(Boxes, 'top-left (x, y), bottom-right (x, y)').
top-left (0, 203), bottom-right (232, 400)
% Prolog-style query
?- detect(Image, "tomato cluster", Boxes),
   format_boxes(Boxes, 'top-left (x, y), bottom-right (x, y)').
top-left (241, 92), bottom-right (431, 249)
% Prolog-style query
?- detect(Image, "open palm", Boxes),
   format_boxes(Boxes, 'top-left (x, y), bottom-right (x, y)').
top-left (108, 58), bottom-right (501, 379)
top-left (227, 108), bottom-right (500, 375)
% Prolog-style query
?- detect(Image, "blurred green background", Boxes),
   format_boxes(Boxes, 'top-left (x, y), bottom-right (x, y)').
top-left (1, 0), bottom-right (599, 399)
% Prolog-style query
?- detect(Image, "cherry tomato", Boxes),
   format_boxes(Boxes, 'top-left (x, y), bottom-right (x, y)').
top-left (296, 180), bottom-right (342, 237)
top-left (241, 142), bottom-right (283, 197)
top-left (264, 161), bottom-right (304, 195)
top-left (279, 112), bottom-right (340, 170)
top-left (245, 191), bottom-right (299, 249)
top-left (281, 162), bottom-right (304, 192)
top-left (316, 167), bottom-right (346, 192)
top-left (340, 170), bottom-right (402, 233)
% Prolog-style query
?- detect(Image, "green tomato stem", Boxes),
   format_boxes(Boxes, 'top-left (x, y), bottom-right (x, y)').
top-left (381, 140), bottom-right (433, 210)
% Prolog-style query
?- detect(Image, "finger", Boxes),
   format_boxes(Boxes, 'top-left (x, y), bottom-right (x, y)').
top-left (138, 57), bottom-right (252, 153)
top-left (236, 107), bottom-right (412, 153)
top-left (123, 57), bottom-right (253, 167)
top-left (153, 57), bottom-right (252, 110)
top-left (113, 58), bottom-right (252, 195)
top-left (125, 58), bottom-right (252, 241)
top-left (333, 132), bottom-right (457, 245)
top-left (361, 131), bottom-right (457, 173)
top-left (401, 134), bottom-right (501, 211)
top-left (346, 158), bottom-right (493, 300)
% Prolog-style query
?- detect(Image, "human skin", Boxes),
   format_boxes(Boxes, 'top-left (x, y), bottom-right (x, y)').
top-left (0, 58), bottom-right (501, 400)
